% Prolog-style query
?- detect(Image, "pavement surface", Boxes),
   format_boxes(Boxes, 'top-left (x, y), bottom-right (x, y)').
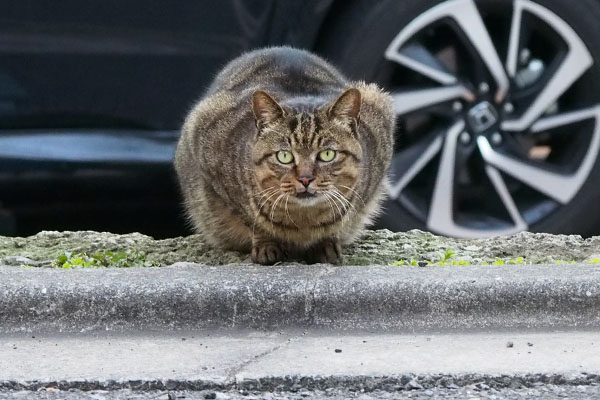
top-left (0, 330), bottom-right (598, 392)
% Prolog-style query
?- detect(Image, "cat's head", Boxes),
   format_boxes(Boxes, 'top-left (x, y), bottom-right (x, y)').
top-left (251, 88), bottom-right (362, 206)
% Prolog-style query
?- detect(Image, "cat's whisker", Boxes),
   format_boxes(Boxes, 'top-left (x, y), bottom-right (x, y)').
top-left (337, 184), bottom-right (366, 206)
top-left (252, 190), bottom-right (281, 237)
top-left (337, 189), bottom-right (357, 214)
top-left (284, 195), bottom-right (298, 228)
top-left (255, 189), bottom-right (279, 209)
top-left (328, 190), bottom-right (349, 214)
top-left (252, 186), bottom-right (278, 198)
top-left (258, 190), bottom-right (280, 214)
top-left (252, 191), bottom-right (277, 205)
top-left (322, 192), bottom-right (338, 222)
top-left (330, 189), bottom-right (357, 217)
top-left (252, 191), bottom-right (275, 201)
top-left (269, 194), bottom-right (286, 230)
top-left (325, 191), bottom-right (344, 223)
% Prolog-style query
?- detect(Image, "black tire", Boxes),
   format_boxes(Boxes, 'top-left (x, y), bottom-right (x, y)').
top-left (317, 0), bottom-right (600, 236)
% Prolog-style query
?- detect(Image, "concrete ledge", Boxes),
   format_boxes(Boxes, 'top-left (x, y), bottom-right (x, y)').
top-left (1, 263), bottom-right (599, 333)
top-left (2, 230), bottom-right (600, 267)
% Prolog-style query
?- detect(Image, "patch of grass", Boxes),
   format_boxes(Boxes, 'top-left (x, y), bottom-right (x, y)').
top-left (392, 259), bottom-right (420, 266)
top-left (53, 250), bottom-right (159, 269)
top-left (440, 249), bottom-right (455, 263)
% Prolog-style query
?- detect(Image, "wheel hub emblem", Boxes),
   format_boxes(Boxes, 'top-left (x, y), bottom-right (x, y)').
top-left (467, 101), bottom-right (498, 133)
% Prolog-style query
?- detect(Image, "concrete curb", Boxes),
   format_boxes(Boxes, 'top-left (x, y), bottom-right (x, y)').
top-left (1, 263), bottom-right (599, 333)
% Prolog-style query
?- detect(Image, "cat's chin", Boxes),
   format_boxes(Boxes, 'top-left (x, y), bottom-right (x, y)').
top-left (293, 193), bottom-right (324, 207)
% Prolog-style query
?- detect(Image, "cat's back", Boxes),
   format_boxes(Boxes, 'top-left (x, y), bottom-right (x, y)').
top-left (207, 46), bottom-right (348, 96)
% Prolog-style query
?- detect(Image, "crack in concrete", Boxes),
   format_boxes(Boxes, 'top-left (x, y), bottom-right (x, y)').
top-left (223, 335), bottom-right (304, 386)
top-left (303, 265), bottom-right (337, 326)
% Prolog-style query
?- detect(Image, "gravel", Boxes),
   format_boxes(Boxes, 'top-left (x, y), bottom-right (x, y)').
top-left (2, 385), bottom-right (600, 399)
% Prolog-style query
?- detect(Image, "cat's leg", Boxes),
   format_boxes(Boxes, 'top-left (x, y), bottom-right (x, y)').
top-left (251, 231), bottom-right (283, 265)
top-left (306, 238), bottom-right (342, 264)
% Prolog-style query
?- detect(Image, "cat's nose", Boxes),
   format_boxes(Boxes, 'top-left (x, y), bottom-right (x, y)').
top-left (297, 174), bottom-right (314, 188)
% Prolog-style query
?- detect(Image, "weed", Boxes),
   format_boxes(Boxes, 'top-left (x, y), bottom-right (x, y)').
top-left (53, 250), bottom-right (159, 269)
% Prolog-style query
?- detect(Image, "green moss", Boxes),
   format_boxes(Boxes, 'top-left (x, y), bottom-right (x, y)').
top-left (343, 256), bottom-right (372, 265)
top-left (53, 250), bottom-right (159, 269)
top-left (555, 260), bottom-right (577, 265)
top-left (392, 259), bottom-right (420, 266)
top-left (392, 250), bottom-right (534, 267)
top-left (390, 253), bottom-right (600, 267)
top-left (3, 230), bottom-right (600, 268)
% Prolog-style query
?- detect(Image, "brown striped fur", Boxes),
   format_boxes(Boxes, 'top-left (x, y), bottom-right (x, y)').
top-left (175, 47), bottom-right (395, 264)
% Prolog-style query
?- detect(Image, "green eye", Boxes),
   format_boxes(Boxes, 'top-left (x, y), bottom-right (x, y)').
top-left (318, 149), bottom-right (336, 162)
top-left (276, 150), bottom-right (294, 164)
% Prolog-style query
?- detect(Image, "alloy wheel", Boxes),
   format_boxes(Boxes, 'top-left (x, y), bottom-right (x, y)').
top-left (383, 0), bottom-right (600, 237)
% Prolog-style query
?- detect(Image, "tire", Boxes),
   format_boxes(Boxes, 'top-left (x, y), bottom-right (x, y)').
top-left (317, 0), bottom-right (600, 237)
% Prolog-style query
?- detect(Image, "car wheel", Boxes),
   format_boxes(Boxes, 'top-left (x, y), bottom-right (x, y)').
top-left (318, 0), bottom-right (600, 237)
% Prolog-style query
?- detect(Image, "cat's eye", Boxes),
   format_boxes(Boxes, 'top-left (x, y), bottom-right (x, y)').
top-left (318, 149), bottom-right (336, 162)
top-left (276, 150), bottom-right (294, 164)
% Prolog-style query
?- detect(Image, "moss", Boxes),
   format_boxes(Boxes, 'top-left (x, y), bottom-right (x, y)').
top-left (391, 249), bottom-right (532, 267)
top-left (2, 229), bottom-right (600, 268)
top-left (53, 250), bottom-right (159, 269)
top-left (392, 259), bottom-right (420, 266)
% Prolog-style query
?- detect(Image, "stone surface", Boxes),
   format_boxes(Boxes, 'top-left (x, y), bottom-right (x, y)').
top-left (1, 263), bottom-right (599, 332)
top-left (2, 230), bottom-right (600, 267)
top-left (0, 330), bottom-right (599, 392)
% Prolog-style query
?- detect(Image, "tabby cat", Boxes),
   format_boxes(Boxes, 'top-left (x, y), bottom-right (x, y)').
top-left (175, 47), bottom-right (395, 264)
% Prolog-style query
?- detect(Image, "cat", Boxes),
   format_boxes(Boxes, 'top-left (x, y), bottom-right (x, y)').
top-left (175, 46), bottom-right (395, 264)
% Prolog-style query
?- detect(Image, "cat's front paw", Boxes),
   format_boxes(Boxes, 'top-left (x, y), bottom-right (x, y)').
top-left (306, 240), bottom-right (342, 264)
top-left (252, 242), bottom-right (283, 265)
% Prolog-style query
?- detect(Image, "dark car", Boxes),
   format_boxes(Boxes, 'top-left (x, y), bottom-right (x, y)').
top-left (2, 0), bottom-right (600, 238)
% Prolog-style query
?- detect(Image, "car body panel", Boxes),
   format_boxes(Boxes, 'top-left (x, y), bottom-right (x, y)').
top-left (0, 1), bottom-right (336, 237)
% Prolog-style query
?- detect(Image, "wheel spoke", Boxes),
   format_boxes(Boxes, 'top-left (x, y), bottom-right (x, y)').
top-left (478, 122), bottom-right (600, 204)
top-left (484, 165), bottom-right (528, 230)
top-left (502, 1), bottom-right (593, 132)
top-left (392, 85), bottom-right (471, 115)
top-left (423, 121), bottom-right (502, 237)
top-left (385, 43), bottom-right (458, 85)
top-left (426, 122), bottom-right (528, 237)
top-left (385, 0), bottom-right (509, 102)
top-left (449, 0), bottom-right (510, 103)
top-left (531, 106), bottom-right (599, 132)
top-left (387, 135), bottom-right (443, 199)
top-left (505, 0), bottom-right (524, 78)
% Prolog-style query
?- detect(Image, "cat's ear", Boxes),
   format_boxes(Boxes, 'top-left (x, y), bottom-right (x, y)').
top-left (328, 88), bottom-right (361, 124)
top-left (252, 90), bottom-right (285, 127)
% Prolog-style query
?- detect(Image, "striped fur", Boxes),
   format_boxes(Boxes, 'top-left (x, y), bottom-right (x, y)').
top-left (175, 47), bottom-right (395, 264)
